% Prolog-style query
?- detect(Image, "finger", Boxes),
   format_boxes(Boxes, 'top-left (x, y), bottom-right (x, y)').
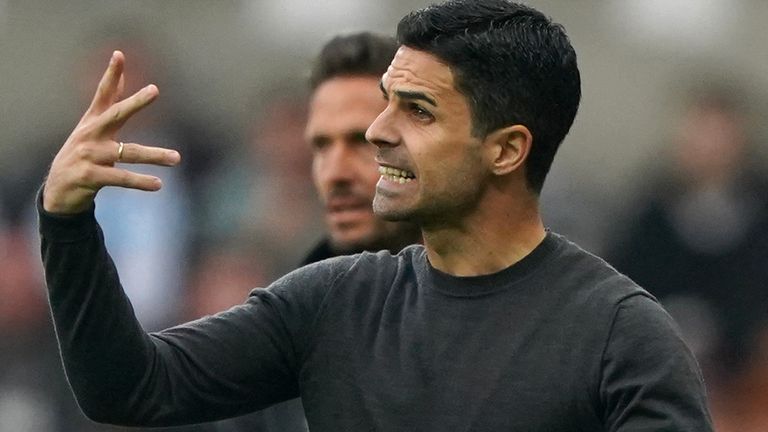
top-left (90, 166), bottom-right (164, 192)
top-left (113, 73), bottom-right (125, 104)
top-left (87, 50), bottom-right (125, 115)
top-left (98, 84), bottom-right (159, 133)
top-left (114, 142), bottom-right (181, 166)
top-left (67, 140), bottom-right (180, 167)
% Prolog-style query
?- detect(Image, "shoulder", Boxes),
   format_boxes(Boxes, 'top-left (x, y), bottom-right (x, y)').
top-left (547, 232), bottom-right (652, 305)
top-left (555, 235), bottom-right (711, 428)
top-left (264, 246), bottom-right (421, 301)
top-left (600, 292), bottom-right (711, 430)
top-left (558, 241), bottom-right (701, 399)
top-left (609, 293), bottom-right (681, 340)
top-left (339, 245), bottom-right (424, 292)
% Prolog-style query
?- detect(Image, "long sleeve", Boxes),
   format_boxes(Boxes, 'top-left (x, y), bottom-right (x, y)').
top-left (37, 191), bottom-right (313, 427)
top-left (600, 294), bottom-right (714, 432)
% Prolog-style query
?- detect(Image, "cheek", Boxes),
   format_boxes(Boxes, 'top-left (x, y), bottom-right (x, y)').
top-left (354, 147), bottom-right (381, 190)
top-left (364, 171), bottom-right (380, 196)
top-left (311, 157), bottom-right (328, 192)
top-left (426, 150), bottom-right (483, 194)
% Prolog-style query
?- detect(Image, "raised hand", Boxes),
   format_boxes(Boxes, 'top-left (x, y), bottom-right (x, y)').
top-left (42, 50), bottom-right (181, 214)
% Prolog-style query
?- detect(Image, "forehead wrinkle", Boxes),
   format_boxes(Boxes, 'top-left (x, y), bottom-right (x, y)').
top-left (382, 47), bottom-right (453, 104)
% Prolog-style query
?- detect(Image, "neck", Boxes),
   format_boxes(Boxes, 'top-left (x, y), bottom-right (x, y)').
top-left (421, 189), bottom-right (545, 276)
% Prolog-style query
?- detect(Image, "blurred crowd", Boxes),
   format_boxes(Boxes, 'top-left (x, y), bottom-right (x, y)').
top-left (3, 13), bottom-right (768, 432)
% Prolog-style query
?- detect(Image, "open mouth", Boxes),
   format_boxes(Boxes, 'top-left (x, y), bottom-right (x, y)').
top-left (378, 166), bottom-right (416, 184)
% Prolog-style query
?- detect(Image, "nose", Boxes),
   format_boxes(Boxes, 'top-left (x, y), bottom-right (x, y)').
top-left (365, 107), bottom-right (399, 149)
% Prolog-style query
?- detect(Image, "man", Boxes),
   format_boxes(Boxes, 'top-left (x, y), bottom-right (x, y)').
top-left (39, 1), bottom-right (713, 430)
top-left (212, 32), bottom-right (420, 432)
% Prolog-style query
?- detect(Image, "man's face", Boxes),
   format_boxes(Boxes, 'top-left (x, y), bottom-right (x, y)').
top-left (366, 47), bottom-right (489, 225)
top-left (307, 76), bottom-right (416, 251)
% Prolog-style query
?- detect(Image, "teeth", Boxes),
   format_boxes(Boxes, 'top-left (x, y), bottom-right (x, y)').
top-left (378, 166), bottom-right (415, 179)
top-left (378, 166), bottom-right (414, 183)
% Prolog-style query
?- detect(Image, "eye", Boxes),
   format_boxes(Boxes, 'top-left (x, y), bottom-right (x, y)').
top-left (350, 131), bottom-right (369, 146)
top-left (310, 136), bottom-right (330, 152)
top-left (409, 103), bottom-right (434, 122)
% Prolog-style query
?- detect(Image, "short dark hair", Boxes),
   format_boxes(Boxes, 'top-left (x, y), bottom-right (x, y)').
top-left (309, 32), bottom-right (398, 90)
top-left (397, 0), bottom-right (581, 193)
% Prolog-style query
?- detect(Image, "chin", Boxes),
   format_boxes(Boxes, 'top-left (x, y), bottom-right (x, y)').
top-left (330, 231), bottom-right (366, 251)
top-left (372, 203), bottom-right (412, 222)
top-left (372, 194), bottom-right (421, 221)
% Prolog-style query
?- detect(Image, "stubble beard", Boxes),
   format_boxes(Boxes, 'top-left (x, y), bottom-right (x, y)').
top-left (373, 181), bottom-right (485, 232)
top-left (372, 192), bottom-right (414, 222)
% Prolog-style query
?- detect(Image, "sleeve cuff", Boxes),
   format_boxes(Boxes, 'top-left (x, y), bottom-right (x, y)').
top-left (36, 184), bottom-right (99, 242)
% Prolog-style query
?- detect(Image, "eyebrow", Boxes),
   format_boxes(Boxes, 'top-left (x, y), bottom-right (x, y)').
top-left (379, 81), bottom-right (437, 107)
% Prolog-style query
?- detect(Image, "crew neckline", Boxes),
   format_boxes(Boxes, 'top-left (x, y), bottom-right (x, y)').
top-left (415, 231), bottom-right (562, 298)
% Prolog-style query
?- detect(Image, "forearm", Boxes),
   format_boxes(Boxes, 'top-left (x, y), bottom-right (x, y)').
top-left (39, 194), bottom-right (168, 424)
top-left (39, 190), bottom-right (307, 426)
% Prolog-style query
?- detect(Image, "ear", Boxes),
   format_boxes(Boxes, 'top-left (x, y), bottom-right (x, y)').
top-left (485, 124), bottom-right (532, 176)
